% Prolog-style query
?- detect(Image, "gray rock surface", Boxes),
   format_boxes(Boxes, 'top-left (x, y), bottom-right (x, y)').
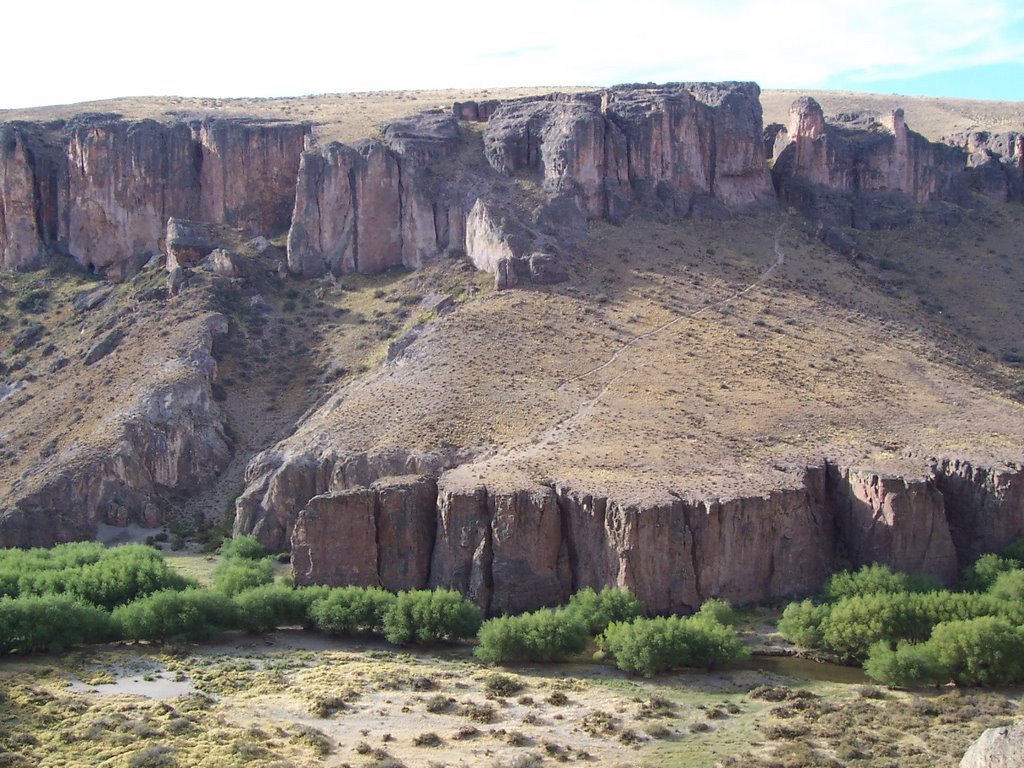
top-left (960, 720), bottom-right (1024, 768)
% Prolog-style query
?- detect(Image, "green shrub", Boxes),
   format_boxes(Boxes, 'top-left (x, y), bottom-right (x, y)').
top-left (988, 569), bottom-right (1024, 602)
top-left (113, 589), bottom-right (240, 642)
top-left (777, 599), bottom-right (830, 648)
top-left (308, 587), bottom-right (396, 637)
top-left (217, 536), bottom-right (267, 561)
top-left (697, 598), bottom-right (737, 626)
top-left (963, 554), bottom-right (1018, 592)
top-left (823, 564), bottom-right (938, 602)
top-left (483, 673), bottom-right (524, 697)
top-left (382, 589), bottom-right (481, 645)
top-left (599, 616), bottom-right (747, 677)
top-left (565, 587), bottom-right (643, 634)
top-left (864, 640), bottom-right (945, 687)
top-left (927, 617), bottom-right (1024, 686)
top-left (1000, 538), bottom-right (1024, 565)
top-left (211, 558), bottom-right (274, 596)
top-left (0, 595), bottom-right (113, 654)
top-left (475, 609), bottom-right (588, 663)
top-left (232, 584), bottom-right (310, 632)
top-left (0, 543), bottom-right (193, 608)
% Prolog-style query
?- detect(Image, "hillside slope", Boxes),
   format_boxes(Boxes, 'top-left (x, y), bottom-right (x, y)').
top-left (2, 82), bottom-right (1024, 613)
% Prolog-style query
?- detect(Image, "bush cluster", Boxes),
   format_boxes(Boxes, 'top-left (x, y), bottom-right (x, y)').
top-left (0, 542), bottom-right (193, 608)
top-left (564, 587), bottom-right (643, 634)
top-left (0, 594), bottom-right (113, 654)
top-left (780, 546), bottom-right (1024, 687)
top-left (475, 608), bottom-right (589, 663)
top-left (383, 588), bottom-right (482, 645)
top-left (598, 614), bottom-right (748, 677)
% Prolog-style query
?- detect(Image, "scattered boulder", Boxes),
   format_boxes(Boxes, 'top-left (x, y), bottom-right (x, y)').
top-left (165, 218), bottom-right (231, 269)
top-left (72, 285), bottom-right (113, 313)
top-left (527, 252), bottom-right (568, 284)
top-left (198, 248), bottom-right (242, 278)
top-left (83, 329), bottom-right (125, 365)
top-left (167, 266), bottom-right (187, 296)
top-left (12, 324), bottom-right (44, 352)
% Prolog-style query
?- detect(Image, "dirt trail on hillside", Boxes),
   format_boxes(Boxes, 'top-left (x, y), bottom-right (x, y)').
top-left (487, 225), bottom-right (788, 467)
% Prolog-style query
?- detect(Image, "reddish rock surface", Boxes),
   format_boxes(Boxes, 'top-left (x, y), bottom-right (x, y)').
top-left (275, 456), bottom-right (1024, 615)
top-left (771, 97), bottom-right (967, 228)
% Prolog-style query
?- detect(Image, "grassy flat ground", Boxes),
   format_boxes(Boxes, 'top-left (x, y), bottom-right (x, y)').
top-left (4, 86), bottom-right (1018, 146)
top-left (0, 630), bottom-right (1018, 768)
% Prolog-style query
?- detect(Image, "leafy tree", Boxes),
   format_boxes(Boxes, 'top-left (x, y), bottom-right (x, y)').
top-left (382, 589), bottom-right (481, 645)
top-left (927, 617), bottom-right (1024, 686)
top-left (697, 598), bottom-right (738, 626)
top-left (962, 554), bottom-right (1018, 592)
top-left (212, 558), bottom-right (274, 596)
top-left (217, 536), bottom-right (267, 561)
top-left (599, 615), bottom-right (747, 677)
top-left (987, 569), bottom-right (1024, 602)
top-left (777, 599), bottom-right (830, 648)
top-left (823, 564), bottom-right (938, 602)
top-left (863, 640), bottom-right (945, 687)
top-left (232, 584), bottom-right (311, 632)
top-left (308, 587), bottom-right (396, 637)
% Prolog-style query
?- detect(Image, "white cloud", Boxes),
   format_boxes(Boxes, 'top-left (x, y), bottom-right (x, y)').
top-left (3, 0), bottom-right (1022, 108)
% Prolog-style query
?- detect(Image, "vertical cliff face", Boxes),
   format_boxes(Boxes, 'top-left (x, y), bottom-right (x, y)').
top-left (0, 116), bottom-right (308, 278)
top-left (61, 120), bottom-right (200, 276)
top-left (0, 125), bottom-right (49, 270)
top-left (286, 111), bottom-right (461, 278)
top-left (933, 459), bottom-right (1024, 566)
top-left (291, 476), bottom-right (438, 591)
top-left (278, 457), bottom-right (1024, 614)
top-left (829, 466), bottom-right (959, 583)
top-left (771, 98), bottom-right (967, 228)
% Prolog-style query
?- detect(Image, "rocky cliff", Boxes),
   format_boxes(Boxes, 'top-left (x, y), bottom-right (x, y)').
top-left (946, 130), bottom-right (1024, 202)
top-left (0, 116), bottom-right (307, 278)
top-left (0, 310), bottom-right (232, 547)
top-left (277, 456), bottom-right (1024, 615)
top-left (770, 97), bottom-right (967, 228)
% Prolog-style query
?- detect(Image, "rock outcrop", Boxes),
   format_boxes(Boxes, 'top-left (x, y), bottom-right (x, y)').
top-left (829, 467), bottom-right (958, 582)
top-left (960, 720), bottom-right (1024, 768)
top-left (274, 455), bottom-right (1024, 615)
top-left (291, 476), bottom-right (438, 591)
top-left (0, 116), bottom-right (307, 278)
top-left (771, 98), bottom-right (966, 228)
top-left (0, 313), bottom-right (232, 548)
top-left (286, 111), bottom-right (463, 278)
top-left (0, 124), bottom-right (49, 270)
top-left (947, 131), bottom-right (1024, 201)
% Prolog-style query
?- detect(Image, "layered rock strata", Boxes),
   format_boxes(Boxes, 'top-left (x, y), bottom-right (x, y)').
top-left (272, 458), bottom-right (1024, 615)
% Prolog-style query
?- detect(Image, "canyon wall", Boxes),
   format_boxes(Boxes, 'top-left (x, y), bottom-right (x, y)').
top-left (2, 84), bottom-right (1012, 282)
top-left (0, 116), bottom-right (307, 278)
top-left (278, 458), bottom-right (1024, 615)
top-left (770, 97), bottom-right (968, 228)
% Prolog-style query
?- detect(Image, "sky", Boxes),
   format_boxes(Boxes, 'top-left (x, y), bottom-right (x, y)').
top-left (3, 0), bottom-right (1023, 109)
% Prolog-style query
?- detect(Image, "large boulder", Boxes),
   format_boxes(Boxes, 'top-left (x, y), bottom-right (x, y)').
top-left (960, 721), bottom-right (1024, 768)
